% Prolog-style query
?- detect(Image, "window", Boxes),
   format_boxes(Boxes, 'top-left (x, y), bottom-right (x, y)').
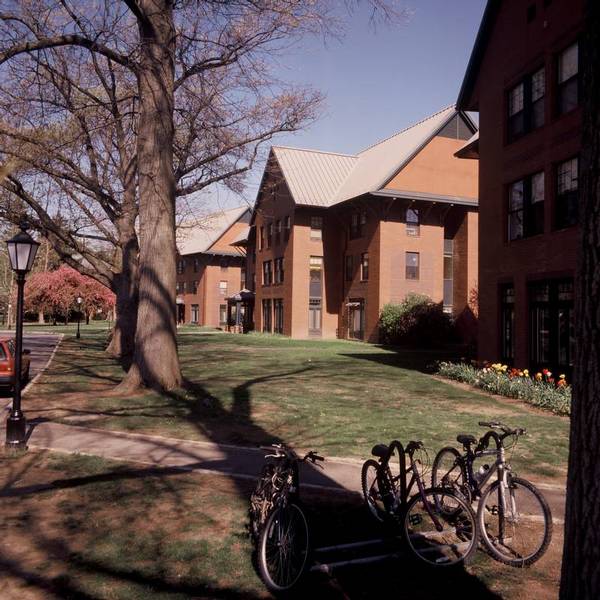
top-left (190, 280), bottom-right (199, 294)
top-left (262, 260), bottom-right (272, 285)
top-left (507, 67), bottom-right (545, 142)
top-left (500, 285), bottom-right (515, 362)
top-left (406, 252), bottom-right (419, 280)
top-left (193, 258), bottom-right (199, 273)
top-left (177, 259), bottom-right (186, 274)
top-left (556, 157), bottom-right (578, 228)
top-left (508, 171), bottom-right (545, 240)
top-left (558, 42), bottom-right (578, 115)
top-left (348, 299), bottom-right (365, 340)
top-left (309, 256), bottom-right (323, 335)
top-left (361, 253), bottom-right (369, 281)
top-left (275, 220), bottom-right (281, 244)
top-left (273, 299), bottom-right (284, 334)
top-left (259, 226), bottom-right (265, 251)
top-left (241, 268), bottom-right (246, 290)
top-left (443, 240), bottom-right (453, 313)
top-left (310, 216), bottom-right (323, 240)
top-left (350, 210), bottom-right (366, 239)
top-left (284, 215), bottom-right (291, 241)
top-left (219, 304), bottom-right (227, 326)
top-left (345, 255), bottom-right (353, 282)
top-left (262, 299), bottom-right (272, 333)
top-left (191, 304), bottom-right (200, 324)
top-left (274, 257), bottom-right (284, 284)
top-left (176, 281), bottom-right (185, 294)
top-left (266, 223), bottom-right (273, 248)
top-left (529, 279), bottom-right (574, 371)
top-left (219, 280), bottom-right (228, 296)
top-left (406, 208), bottom-right (420, 236)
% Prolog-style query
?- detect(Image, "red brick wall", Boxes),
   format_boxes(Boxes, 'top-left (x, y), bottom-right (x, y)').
top-left (466, 0), bottom-right (582, 366)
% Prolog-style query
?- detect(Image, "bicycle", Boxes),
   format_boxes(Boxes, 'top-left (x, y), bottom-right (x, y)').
top-left (249, 444), bottom-right (324, 594)
top-left (361, 439), bottom-right (478, 567)
top-left (431, 421), bottom-right (553, 567)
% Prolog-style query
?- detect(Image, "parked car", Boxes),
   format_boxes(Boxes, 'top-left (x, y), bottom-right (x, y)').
top-left (0, 337), bottom-right (31, 390)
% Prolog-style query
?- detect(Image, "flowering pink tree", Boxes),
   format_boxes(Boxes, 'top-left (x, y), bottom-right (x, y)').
top-left (24, 266), bottom-right (115, 323)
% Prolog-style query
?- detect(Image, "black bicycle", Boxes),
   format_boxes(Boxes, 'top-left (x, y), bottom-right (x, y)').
top-left (361, 439), bottom-right (478, 567)
top-left (249, 444), bottom-right (324, 594)
top-left (431, 421), bottom-right (553, 567)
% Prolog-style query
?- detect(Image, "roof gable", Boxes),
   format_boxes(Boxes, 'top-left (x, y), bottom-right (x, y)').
top-left (256, 105), bottom-right (477, 209)
top-left (271, 146), bottom-right (356, 207)
top-left (332, 105), bottom-right (461, 204)
top-left (177, 206), bottom-right (251, 256)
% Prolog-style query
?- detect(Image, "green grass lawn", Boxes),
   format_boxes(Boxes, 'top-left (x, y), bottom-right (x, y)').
top-left (26, 328), bottom-right (570, 481)
top-left (0, 450), bottom-right (562, 600)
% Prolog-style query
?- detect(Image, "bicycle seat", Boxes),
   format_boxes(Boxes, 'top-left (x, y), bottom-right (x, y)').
top-left (371, 444), bottom-right (389, 458)
top-left (457, 434), bottom-right (477, 446)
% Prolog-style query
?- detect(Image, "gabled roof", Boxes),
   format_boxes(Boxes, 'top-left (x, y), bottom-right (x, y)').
top-left (177, 206), bottom-right (250, 256)
top-left (333, 105), bottom-right (460, 205)
top-left (271, 146), bottom-right (356, 207)
top-left (266, 105), bottom-right (475, 208)
top-left (456, 0), bottom-right (501, 111)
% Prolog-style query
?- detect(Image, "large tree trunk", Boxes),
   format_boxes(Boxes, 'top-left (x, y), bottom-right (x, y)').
top-left (118, 0), bottom-right (181, 391)
top-left (559, 2), bottom-right (600, 598)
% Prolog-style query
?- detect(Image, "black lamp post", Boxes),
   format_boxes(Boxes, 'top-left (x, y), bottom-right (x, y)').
top-left (5, 223), bottom-right (39, 450)
top-left (76, 296), bottom-right (83, 339)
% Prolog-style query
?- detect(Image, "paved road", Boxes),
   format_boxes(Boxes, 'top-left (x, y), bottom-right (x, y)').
top-left (0, 331), bottom-right (62, 398)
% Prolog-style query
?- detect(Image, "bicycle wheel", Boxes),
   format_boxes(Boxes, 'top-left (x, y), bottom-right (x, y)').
top-left (361, 459), bottom-right (390, 522)
top-left (404, 487), bottom-right (478, 567)
top-left (258, 502), bottom-right (310, 593)
top-left (478, 476), bottom-right (552, 567)
top-left (431, 447), bottom-right (471, 510)
top-left (249, 463), bottom-right (276, 542)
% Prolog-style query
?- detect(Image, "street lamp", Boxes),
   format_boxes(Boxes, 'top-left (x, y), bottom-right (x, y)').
top-left (76, 296), bottom-right (83, 339)
top-left (5, 222), bottom-right (40, 450)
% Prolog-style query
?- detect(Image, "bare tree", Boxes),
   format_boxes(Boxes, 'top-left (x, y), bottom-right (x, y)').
top-left (560, 1), bottom-right (600, 598)
top-left (0, 0), bottom-right (406, 390)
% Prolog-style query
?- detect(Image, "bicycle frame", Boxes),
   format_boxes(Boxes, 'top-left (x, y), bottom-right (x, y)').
top-left (379, 440), bottom-right (444, 532)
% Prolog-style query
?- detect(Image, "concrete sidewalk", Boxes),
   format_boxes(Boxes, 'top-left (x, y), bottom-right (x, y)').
top-left (23, 420), bottom-right (567, 522)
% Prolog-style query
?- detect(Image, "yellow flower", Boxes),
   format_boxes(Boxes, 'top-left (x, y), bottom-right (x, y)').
top-left (523, 369), bottom-right (529, 376)
top-left (535, 372), bottom-right (543, 381)
top-left (559, 374), bottom-right (566, 379)
top-left (501, 365), bottom-right (508, 372)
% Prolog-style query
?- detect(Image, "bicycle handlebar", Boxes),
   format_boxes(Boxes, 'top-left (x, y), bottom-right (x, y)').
top-left (478, 421), bottom-right (527, 436)
top-left (260, 444), bottom-right (325, 463)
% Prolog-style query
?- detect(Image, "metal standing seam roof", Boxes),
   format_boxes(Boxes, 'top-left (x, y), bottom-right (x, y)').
top-left (268, 105), bottom-right (472, 208)
top-left (176, 206), bottom-right (250, 255)
top-left (271, 146), bottom-right (357, 207)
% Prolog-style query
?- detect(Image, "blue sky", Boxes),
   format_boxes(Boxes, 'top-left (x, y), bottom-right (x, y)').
top-left (206, 0), bottom-right (486, 212)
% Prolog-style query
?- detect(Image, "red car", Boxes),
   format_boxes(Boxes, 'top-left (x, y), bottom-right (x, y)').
top-left (0, 337), bottom-right (31, 389)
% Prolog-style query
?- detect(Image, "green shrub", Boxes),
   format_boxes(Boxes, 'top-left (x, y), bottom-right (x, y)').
top-left (379, 294), bottom-right (455, 348)
top-left (437, 362), bottom-right (571, 416)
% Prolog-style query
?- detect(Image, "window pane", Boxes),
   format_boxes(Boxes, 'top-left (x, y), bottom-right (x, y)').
top-left (407, 208), bottom-right (419, 224)
top-left (558, 43), bottom-right (578, 83)
top-left (531, 68), bottom-right (545, 102)
top-left (531, 172), bottom-right (545, 202)
top-left (443, 255), bottom-right (453, 280)
top-left (558, 158), bottom-right (578, 193)
top-left (510, 180), bottom-right (524, 209)
top-left (509, 83), bottom-right (524, 116)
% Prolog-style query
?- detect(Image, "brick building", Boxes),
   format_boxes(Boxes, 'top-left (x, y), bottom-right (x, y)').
top-left (456, 0), bottom-right (582, 374)
top-left (176, 207), bottom-right (251, 327)
top-left (241, 106), bottom-right (479, 342)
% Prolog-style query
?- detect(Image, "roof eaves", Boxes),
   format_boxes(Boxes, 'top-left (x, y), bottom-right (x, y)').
top-left (372, 188), bottom-right (478, 207)
top-left (456, 0), bottom-right (501, 111)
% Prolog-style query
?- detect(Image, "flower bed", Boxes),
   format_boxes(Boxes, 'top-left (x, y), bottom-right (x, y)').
top-left (437, 362), bottom-right (571, 416)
